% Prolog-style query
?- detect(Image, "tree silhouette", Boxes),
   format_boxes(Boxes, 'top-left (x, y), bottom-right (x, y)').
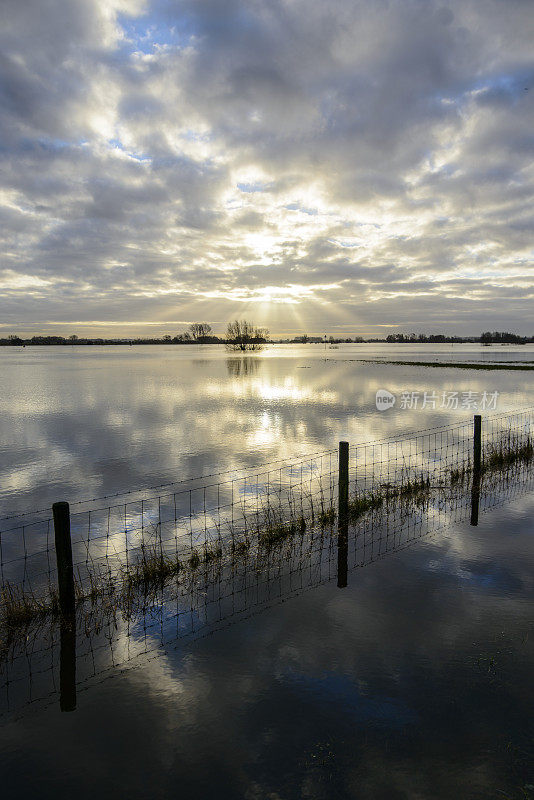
top-left (189, 323), bottom-right (212, 340)
top-left (225, 320), bottom-right (269, 351)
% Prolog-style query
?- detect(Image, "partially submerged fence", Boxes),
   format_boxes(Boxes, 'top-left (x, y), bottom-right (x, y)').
top-left (2, 446), bottom-right (534, 718)
top-left (0, 408), bottom-right (532, 618)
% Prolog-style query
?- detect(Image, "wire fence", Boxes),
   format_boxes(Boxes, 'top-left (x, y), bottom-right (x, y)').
top-left (352, 408), bottom-right (533, 495)
top-left (1, 446), bottom-right (533, 719)
top-left (0, 409), bottom-right (532, 607)
top-left (0, 450), bottom-right (339, 600)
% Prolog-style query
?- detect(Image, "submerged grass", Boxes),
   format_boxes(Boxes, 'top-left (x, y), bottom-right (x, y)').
top-left (123, 550), bottom-right (182, 590)
top-left (348, 493), bottom-right (384, 521)
top-left (232, 538), bottom-right (251, 558)
top-left (202, 544), bottom-right (223, 563)
top-left (258, 517), bottom-right (306, 548)
top-left (483, 438), bottom-right (533, 472)
top-left (0, 583), bottom-right (59, 632)
top-left (393, 475), bottom-right (431, 500)
top-left (450, 464), bottom-right (472, 484)
top-left (318, 507), bottom-right (336, 527)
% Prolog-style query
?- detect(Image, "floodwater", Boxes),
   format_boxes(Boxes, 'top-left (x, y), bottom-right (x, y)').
top-left (0, 343), bottom-right (533, 798)
top-left (1, 471), bottom-right (533, 799)
top-left (1, 342), bottom-right (533, 516)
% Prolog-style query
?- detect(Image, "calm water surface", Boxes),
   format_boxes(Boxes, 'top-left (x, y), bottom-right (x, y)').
top-left (1, 343), bottom-right (533, 516)
top-left (0, 344), bottom-right (533, 798)
top-left (0, 484), bottom-right (533, 799)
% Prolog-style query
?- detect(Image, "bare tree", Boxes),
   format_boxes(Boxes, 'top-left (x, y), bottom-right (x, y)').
top-left (189, 323), bottom-right (213, 340)
top-left (225, 320), bottom-right (269, 351)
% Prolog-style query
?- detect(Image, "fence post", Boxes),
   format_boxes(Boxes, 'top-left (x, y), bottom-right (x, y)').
top-left (471, 416), bottom-right (482, 526)
top-left (338, 441), bottom-right (349, 524)
top-left (337, 442), bottom-right (349, 588)
top-left (473, 414), bottom-right (482, 475)
top-left (53, 501), bottom-right (75, 617)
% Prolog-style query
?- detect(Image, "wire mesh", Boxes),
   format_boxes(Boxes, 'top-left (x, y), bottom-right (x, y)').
top-left (0, 409), bottom-right (532, 606)
top-left (1, 447), bottom-right (532, 719)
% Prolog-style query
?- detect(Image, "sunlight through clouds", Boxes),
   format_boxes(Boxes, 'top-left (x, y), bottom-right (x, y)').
top-left (0, 0), bottom-right (533, 337)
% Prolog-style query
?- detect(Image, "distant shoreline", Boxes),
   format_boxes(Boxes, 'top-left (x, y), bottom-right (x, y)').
top-left (1, 338), bottom-right (533, 348)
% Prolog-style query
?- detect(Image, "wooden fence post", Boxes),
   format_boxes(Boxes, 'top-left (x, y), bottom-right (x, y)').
top-left (338, 441), bottom-right (349, 524)
top-left (337, 442), bottom-right (349, 588)
top-left (473, 414), bottom-right (482, 475)
top-left (53, 501), bottom-right (75, 617)
top-left (471, 415), bottom-right (482, 526)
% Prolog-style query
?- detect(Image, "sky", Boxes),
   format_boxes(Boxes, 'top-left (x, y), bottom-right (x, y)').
top-left (0, 0), bottom-right (533, 339)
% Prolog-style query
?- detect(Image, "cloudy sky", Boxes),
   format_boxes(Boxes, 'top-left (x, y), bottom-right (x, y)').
top-left (1, 0), bottom-right (533, 338)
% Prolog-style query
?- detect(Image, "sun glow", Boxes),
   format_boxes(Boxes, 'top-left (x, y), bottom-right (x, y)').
top-left (199, 284), bottom-right (338, 306)
top-left (252, 285), bottom-right (313, 304)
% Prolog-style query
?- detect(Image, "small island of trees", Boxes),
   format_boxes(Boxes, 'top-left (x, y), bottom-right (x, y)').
top-left (225, 320), bottom-right (269, 351)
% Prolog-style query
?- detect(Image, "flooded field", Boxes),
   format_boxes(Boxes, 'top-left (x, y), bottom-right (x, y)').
top-left (0, 344), bottom-right (533, 798)
top-left (1, 463), bottom-right (533, 799)
top-left (1, 342), bottom-right (533, 516)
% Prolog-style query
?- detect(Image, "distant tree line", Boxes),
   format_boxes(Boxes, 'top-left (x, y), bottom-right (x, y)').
top-left (280, 335), bottom-right (365, 344)
top-left (384, 332), bottom-right (534, 344)
top-left (0, 321), bottom-right (270, 350)
top-left (479, 331), bottom-right (530, 344)
top-left (385, 333), bottom-right (470, 343)
top-left (1, 329), bottom-right (532, 346)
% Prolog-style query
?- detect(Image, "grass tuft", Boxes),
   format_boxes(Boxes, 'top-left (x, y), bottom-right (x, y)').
top-left (450, 465), bottom-right (471, 484)
top-left (318, 506), bottom-right (336, 528)
top-left (123, 544), bottom-right (182, 590)
top-left (259, 520), bottom-right (298, 547)
top-left (202, 545), bottom-right (223, 563)
top-left (232, 539), bottom-right (250, 557)
top-left (0, 583), bottom-right (57, 631)
top-left (484, 438), bottom-right (533, 472)
top-left (348, 493), bottom-right (383, 521)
